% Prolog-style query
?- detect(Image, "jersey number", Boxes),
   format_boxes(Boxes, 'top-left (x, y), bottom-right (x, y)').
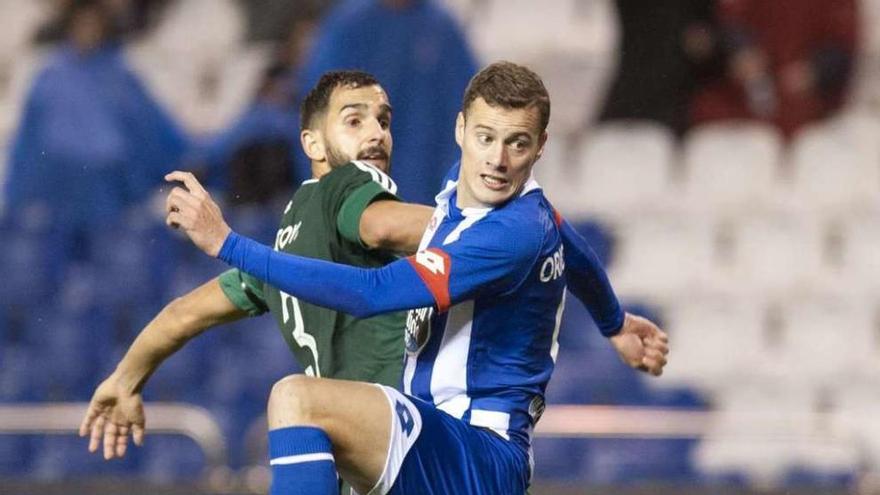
top-left (280, 291), bottom-right (320, 377)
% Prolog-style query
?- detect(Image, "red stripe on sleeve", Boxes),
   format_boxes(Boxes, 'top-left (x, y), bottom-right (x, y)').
top-left (552, 208), bottom-right (563, 227)
top-left (406, 248), bottom-right (452, 313)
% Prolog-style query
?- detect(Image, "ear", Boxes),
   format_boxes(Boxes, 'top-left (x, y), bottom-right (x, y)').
top-left (455, 112), bottom-right (465, 147)
top-left (301, 128), bottom-right (326, 163)
top-left (536, 130), bottom-right (548, 160)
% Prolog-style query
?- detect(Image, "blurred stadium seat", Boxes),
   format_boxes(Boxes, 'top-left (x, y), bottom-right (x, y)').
top-left (606, 213), bottom-right (715, 301)
top-left (572, 122), bottom-right (676, 220)
top-left (725, 212), bottom-right (827, 297)
top-left (682, 123), bottom-right (783, 216)
top-left (660, 294), bottom-right (771, 392)
top-left (787, 119), bottom-right (880, 216)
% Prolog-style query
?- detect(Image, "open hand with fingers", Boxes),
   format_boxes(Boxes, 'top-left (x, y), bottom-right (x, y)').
top-left (79, 375), bottom-right (146, 460)
top-left (164, 171), bottom-right (232, 257)
top-left (609, 312), bottom-right (669, 376)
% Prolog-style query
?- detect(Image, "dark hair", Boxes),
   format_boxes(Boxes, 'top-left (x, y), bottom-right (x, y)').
top-left (300, 70), bottom-right (381, 130)
top-left (461, 61), bottom-right (550, 133)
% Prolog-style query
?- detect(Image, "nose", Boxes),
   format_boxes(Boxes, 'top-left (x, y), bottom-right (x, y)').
top-left (365, 118), bottom-right (388, 145)
top-left (486, 142), bottom-right (509, 171)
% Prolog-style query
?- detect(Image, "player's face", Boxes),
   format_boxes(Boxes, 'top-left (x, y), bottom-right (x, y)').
top-left (322, 84), bottom-right (393, 172)
top-left (455, 97), bottom-right (546, 208)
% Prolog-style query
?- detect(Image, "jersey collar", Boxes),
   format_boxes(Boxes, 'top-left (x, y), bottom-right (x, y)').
top-left (434, 173), bottom-right (543, 219)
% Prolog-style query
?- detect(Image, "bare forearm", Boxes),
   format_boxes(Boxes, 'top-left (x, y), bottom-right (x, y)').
top-left (360, 200), bottom-right (434, 253)
top-left (112, 277), bottom-right (246, 393)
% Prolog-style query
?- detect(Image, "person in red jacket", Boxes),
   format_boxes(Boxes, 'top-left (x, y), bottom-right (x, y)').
top-left (690, 0), bottom-right (858, 138)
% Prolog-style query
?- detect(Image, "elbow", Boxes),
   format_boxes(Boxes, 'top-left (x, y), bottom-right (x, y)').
top-left (360, 219), bottom-right (398, 251)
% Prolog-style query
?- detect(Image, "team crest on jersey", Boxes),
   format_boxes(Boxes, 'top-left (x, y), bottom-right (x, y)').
top-left (405, 306), bottom-right (433, 355)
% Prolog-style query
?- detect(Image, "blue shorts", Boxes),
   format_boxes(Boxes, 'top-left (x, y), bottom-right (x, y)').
top-left (364, 386), bottom-right (530, 495)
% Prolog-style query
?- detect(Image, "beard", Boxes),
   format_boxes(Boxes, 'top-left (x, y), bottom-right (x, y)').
top-left (325, 142), bottom-right (391, 171)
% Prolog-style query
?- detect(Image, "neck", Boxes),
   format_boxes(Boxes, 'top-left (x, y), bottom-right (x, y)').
top-left (310, 161), bottom-right (332, 180)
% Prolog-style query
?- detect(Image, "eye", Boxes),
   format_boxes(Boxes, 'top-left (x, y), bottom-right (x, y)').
top-left (345, 117), bottom-right (362, 128)
top-left (477, 134), bottom-right (493, 145)
top-left (511, 139), bottom-right (530, 152)
top-left (379, 117), bottom-right (391, 130)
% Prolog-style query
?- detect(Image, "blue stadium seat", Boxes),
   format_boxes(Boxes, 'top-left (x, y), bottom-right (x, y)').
top-left (532, 438), bottom-right (590, 482)
top-left (0, 436), bottom-right (34, 475)
top-left (140, 436), bottom-right (206, 482)
top-left (577, 438), bottom-right (698, 483)
top-left (0, 228), bottom-right (63, 306)
top-left (227, 204), bottom-right (279, 244)
top-left (30, 435), bottom-right (140, 480)
top-left (0, 345), bottom-right (45, 401)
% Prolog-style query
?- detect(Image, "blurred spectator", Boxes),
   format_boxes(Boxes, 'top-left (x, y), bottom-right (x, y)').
top-left (197, 16), bottom-right (321, 205)
top-left (199, 63), bottom-right (298, 206)
top-left (690, 0), bottom-right (858, 138)
top-left (236, 0), bottom-right (331, 43)
top-left (34, 0), bottom-right (171, 42)
top-left (598, 0), bottom-right (718, 136)
top-left (3, 0), bottom-right (188, 245)
top-left (296, 0), bottom-right (477, 204)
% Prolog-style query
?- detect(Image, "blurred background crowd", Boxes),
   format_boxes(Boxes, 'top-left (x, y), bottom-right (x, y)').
top-left (0, 0), bottom-right (878, 493)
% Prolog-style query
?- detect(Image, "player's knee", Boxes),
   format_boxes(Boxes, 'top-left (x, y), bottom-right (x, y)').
top-left (267, 375), bottom-right (321, 427)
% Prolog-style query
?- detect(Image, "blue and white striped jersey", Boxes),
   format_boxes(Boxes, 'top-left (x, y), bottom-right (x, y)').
top-left (402, 175), bottom-right (567, 451)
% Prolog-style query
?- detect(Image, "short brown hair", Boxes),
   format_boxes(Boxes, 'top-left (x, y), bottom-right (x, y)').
top-left (461, 61), bottom-right (551, 133)
top-left (300, 70), bottom-right (381, 130)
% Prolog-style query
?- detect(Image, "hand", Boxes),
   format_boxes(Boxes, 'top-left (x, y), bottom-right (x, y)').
top-left (609, 312), bottom-right (669, 376)
top-left (164, 171), bottom-right (231, 257)
top-left (79, 376), bottom-right (146, 460)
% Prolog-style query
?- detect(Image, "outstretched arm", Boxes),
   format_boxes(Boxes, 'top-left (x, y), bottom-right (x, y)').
top-left (164, 171), bottom-right (536, 318)
top-left (80, 278), bottom-right (247, 459)
top-left (558, 217), bottom-right (625, 336)
top-left (557, 216), bottom-right (669, 376)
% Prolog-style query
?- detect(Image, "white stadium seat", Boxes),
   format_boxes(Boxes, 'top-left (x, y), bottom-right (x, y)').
top-left (682, 123), bottom-right (783, 216)
top-left (659, 295), bottom-right (770, 391)
top-left (696, 385), bottom-right (859, 485)
top-left (202, 43), bottom-right (273, 132)
top-left (473, 0), bottom-right (579, 60)
top-left (143, 0), bottom-right (244, 67)
top-left (838, 213), bottom-right (880, 292)
top-left (571, 122), bottom-right (676, 220)
top-left (725, 212), bottom-right (827, 297)
top-left (0, 0), bottom-right (49, 58)
top-left (831, 383), bottom-right (880, 466)
top-left (787, 119), bottom-right (880, 217)
top-left (606, 213), bottom-right (715, 301)
top-left (776, 294), bottom-right (879, 388)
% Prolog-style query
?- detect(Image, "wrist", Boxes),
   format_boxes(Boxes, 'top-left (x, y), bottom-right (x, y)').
top-left (217, 230), bottom-right (239, 261)
top-left (110, 369), bottom-right (144, 395)
top-left (601, 310), bottom-right (627, 338)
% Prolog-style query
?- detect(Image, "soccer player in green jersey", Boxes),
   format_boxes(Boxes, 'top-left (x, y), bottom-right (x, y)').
top-left (79, 70), bottom-right (432, 460)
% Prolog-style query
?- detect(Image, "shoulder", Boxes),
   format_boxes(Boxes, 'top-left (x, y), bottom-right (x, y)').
top-left (460, 192), bottom-right (554, 258)
top-left (321, 161), bottom-right (398, 195)
top-left (492, 190), bottom-right (555, 237)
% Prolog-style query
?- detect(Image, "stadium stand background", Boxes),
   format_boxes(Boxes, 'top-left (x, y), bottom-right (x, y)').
top-left (1, 0), bottom-right (879, 494)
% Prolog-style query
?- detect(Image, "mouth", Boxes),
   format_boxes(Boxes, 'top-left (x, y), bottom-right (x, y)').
top-left (480, 174), bottom-right (509, 191)
top-left (358, 149), bottom-right (389, 168)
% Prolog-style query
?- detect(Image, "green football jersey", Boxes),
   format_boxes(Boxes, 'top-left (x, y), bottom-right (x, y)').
top-left (219, 162), bottom-right (405, 386)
